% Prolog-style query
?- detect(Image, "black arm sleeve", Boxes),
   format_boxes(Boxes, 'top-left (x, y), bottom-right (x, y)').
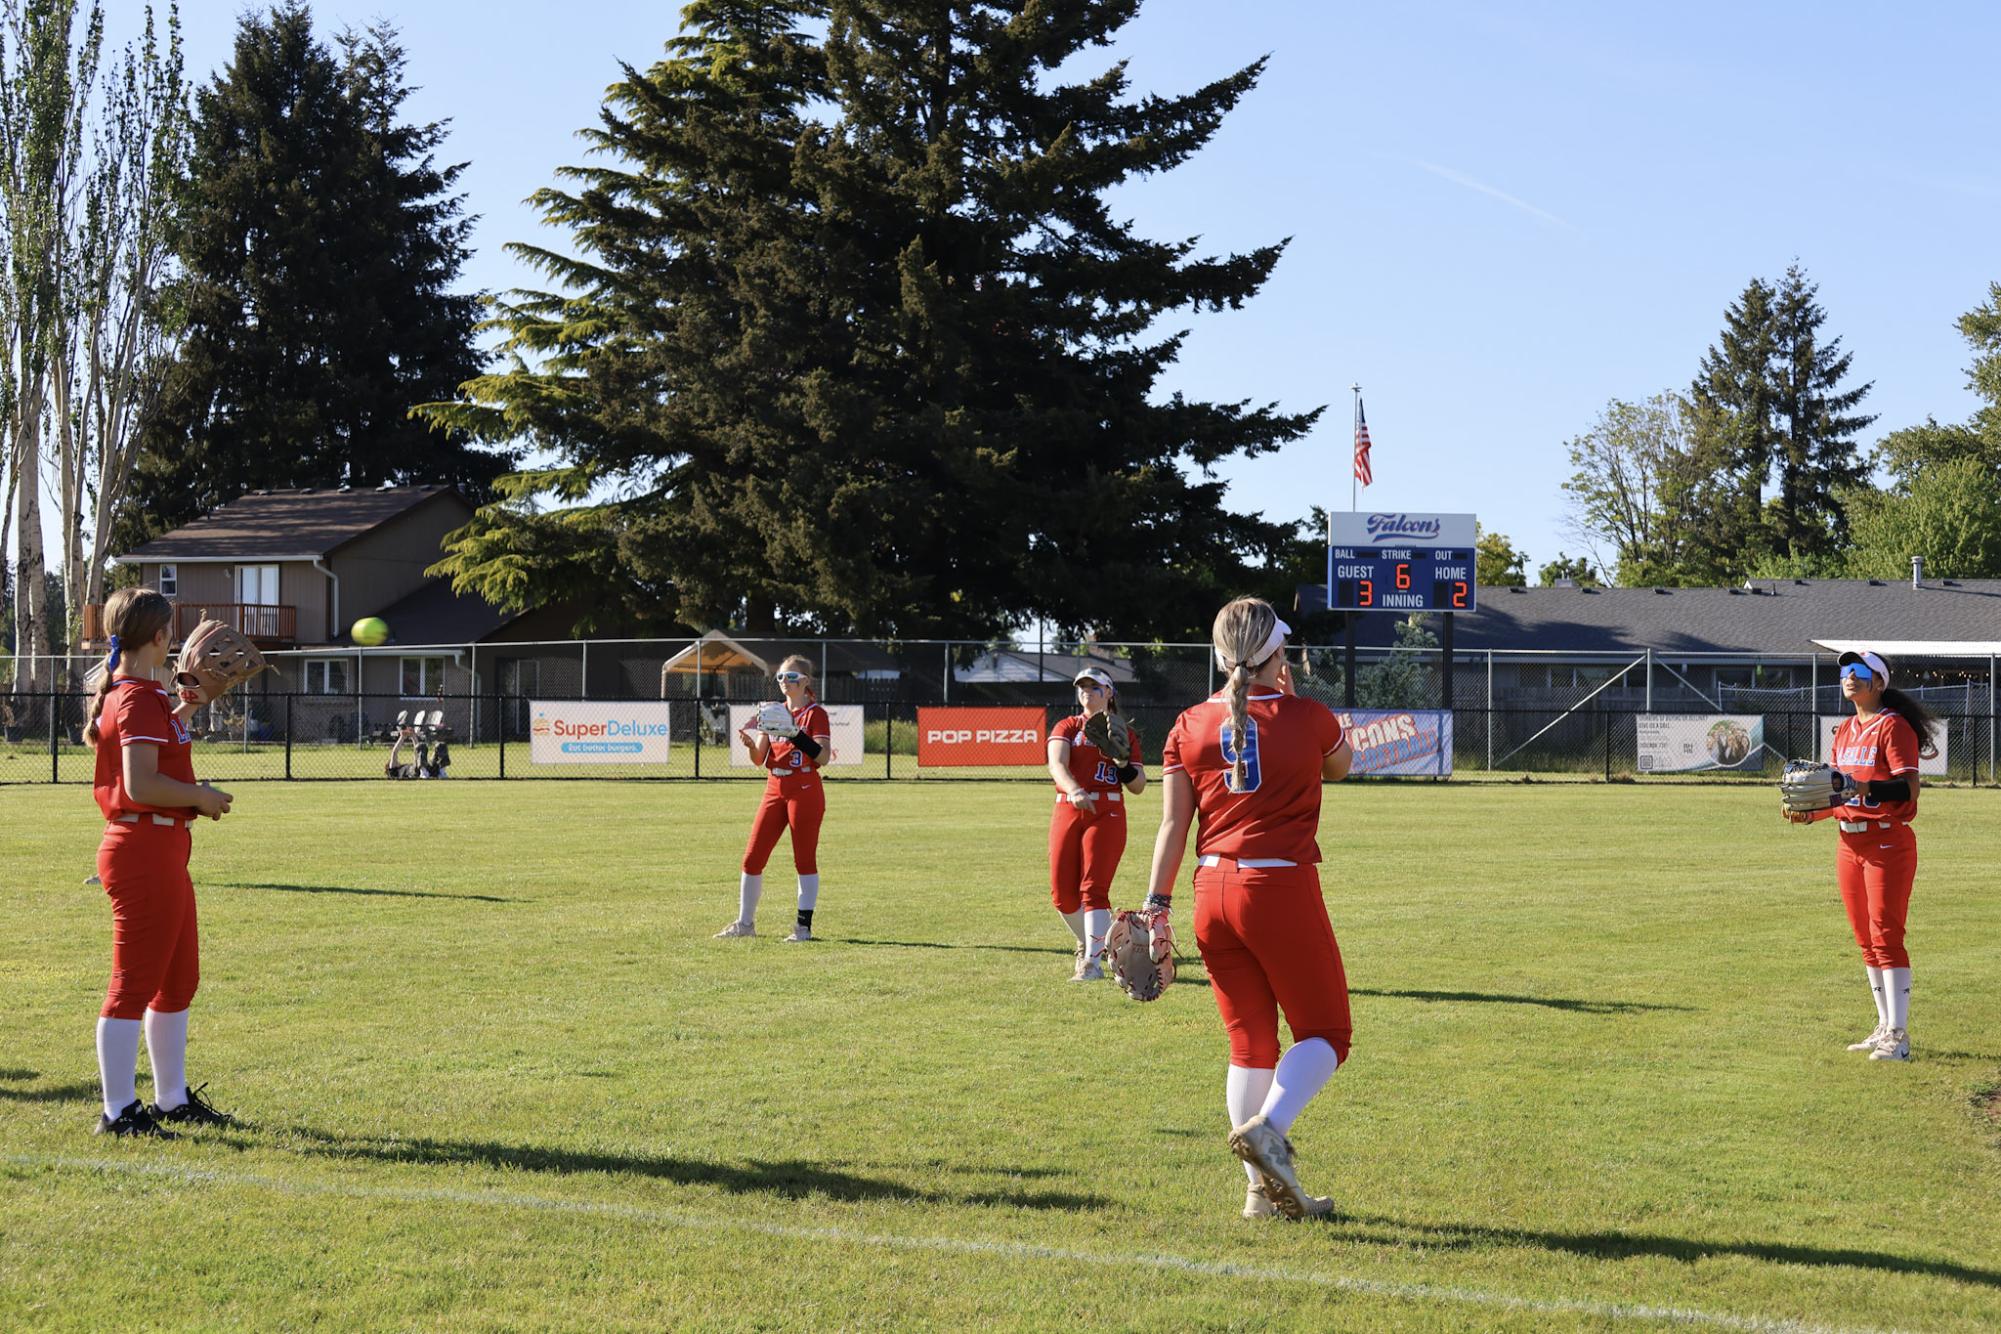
top-left (1870, 777), bottom-right (1912, 802)
top-left (1116, 764), bottom-right (1140, 785)
top-left (791, 733), bottom-right (824, 760)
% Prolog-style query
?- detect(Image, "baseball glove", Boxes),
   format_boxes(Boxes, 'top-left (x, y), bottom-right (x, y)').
top-left (755, 700), bottom-right (799, 736)
top-left (1106, 906), bottom-right (1177, 1002)
top-left (174, 618), bottom-right (268, 705)
top-left (1082, 710), bottom-right (1135, 766)
top-left (1780, 759), bottom-right (1849, 813)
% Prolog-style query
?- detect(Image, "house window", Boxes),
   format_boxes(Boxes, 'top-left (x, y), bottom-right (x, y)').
top-left (235, 563), bottom-right (279, 605)
top-left (401, 656), bottom-right (448, 697)
top-left (158, 564), bottom-right (177, 597)
top-left (303, 660), bottom-right (350, 695)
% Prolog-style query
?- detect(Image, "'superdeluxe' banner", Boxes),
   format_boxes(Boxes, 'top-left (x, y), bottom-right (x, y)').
top-left (530, 701), bottom-right (674, 764)
top-left (1636, 714), bottom-right (1764, 772)
top-left (1334, 708), bottom-right (1453, 776)
top-left (917, 707), bottom-right (1047, 766)
top-left (727, 703), bottom-right (867, 768)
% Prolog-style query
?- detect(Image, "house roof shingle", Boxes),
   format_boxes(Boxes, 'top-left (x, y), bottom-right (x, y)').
top-left (1296, 579), bottom-right (2001, 656)
top-left (119, 485), bottom-right (461, 561)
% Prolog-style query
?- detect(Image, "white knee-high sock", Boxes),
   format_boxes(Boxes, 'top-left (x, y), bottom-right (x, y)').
top-left (1259, 1038), bottom-right (1340, 1135)
top-left (1227, 1064), bottom-right (1277, 1184)
top-left (1083, 908), bottom-right (1111, 963)
top-left (144, 1008), bottom-right (190, 1111)
top-left (737, 873), bottom-right (763, 925)
top-left (1059, 910), bottom-right (1086, 944)
top-left (96, 1017), bottom-right (142, 1118)
top-left (796, 873), bottom-right (820, 912)
top-left (1865, 966), bottom-right (1887, 1027)
top-left (1887, 967), bottom-right (1911, 1031)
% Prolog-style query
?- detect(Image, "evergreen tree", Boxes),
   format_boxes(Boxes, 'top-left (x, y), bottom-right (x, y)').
top-left (120, 4), bottom-right (503, 545)
top-left (1769, 262), bottom-right (1872, 555)
top-left (421, 1), bottom-right (1313, 639)
top-left (1688, 275), bottom-right (1778, 576)
top-left (1875, 282), bottom-right (2001, 484)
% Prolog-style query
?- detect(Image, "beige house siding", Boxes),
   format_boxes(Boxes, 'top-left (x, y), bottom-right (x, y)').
top-left (329, 493), bottom-right (475, 631)
top-left (135, 559), bottom-right (333, 643)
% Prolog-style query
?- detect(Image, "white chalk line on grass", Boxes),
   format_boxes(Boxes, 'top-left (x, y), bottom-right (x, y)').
top-left (8, 1153), bottom-right (1906, 1334)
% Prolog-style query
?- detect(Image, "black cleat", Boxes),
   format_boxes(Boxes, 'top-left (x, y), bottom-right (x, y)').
top-left (153, 1083), bottom-right (236, 1128)
top-left (97, 1099), bottom-right (176, 1139)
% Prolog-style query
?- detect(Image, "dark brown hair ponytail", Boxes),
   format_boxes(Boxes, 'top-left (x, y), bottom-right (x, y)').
top-left (86, 588), bottom-right (174, 746)
top-left (1879, 686), bottom-right (1941, 759)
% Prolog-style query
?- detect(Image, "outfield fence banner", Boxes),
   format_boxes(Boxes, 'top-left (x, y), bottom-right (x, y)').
top-left (1818, 715), bottom-right (1949, 775)
top-left (916, 707), bottom-right (1047, 766)
top-left (1635, 714), bottom-right (1764, 773)
top-left (1335, 708), bottom-right (1453, 777)
top-left (725, 704), bottom-right (867, 767)
top-left (529, 700), bottom-right (675, 764)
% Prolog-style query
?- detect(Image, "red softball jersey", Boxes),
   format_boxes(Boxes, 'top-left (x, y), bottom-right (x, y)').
top-left (92, 677), bottom-right (197, 821)
top-left (764, 702), bottom-right (831, 787)
top-left (1049, 713), bottom-right (1137, 795)
top-left (1827, 710), bottom-right (1922, 825)
top-left (1161, 690), bottom-right (1344, 864)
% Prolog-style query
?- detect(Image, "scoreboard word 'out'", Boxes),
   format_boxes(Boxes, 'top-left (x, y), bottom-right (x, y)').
top-left (1326, 513), bottom-right (1478, 614)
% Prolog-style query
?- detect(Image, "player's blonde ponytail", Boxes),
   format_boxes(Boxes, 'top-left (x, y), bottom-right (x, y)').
top-left (86, 588), bottom-right (173, 746)
top-left (1212, 597), bottom-right (1281, 792)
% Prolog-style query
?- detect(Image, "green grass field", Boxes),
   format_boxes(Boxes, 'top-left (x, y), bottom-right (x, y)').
top-left (3, 781), bottom-right (1999, 1331)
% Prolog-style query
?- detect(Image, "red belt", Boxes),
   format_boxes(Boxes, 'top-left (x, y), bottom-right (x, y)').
top-left (110, 812), bottom-right (193, 830)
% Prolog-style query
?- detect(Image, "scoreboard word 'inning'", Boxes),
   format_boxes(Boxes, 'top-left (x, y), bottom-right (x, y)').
top-left (1326, 512), bottom-right (1478, 614)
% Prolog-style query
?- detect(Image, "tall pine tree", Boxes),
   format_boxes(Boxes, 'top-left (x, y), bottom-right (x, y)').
top-left (421, 1), bottom-right (1315, 639)
top-left (1689, 265), bottom-right (1871, 574)
top-left (120, 4), bottom-right (504, 544)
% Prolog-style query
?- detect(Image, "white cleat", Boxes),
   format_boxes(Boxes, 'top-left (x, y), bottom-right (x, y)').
top-left (783, 925), bottom-right (815, 942)
top-left (1228, 1114), bottom-right (1335, 1220)
top-left (1242, 1182), bottom-right (1279, 1220)
top-left (1869, 1028), bottom-right (1911, 1061)
top-left (1069, 960), bottom-right (1105, 982)
top-left (713, 920), bottom-right (756, 939)
top-left (1847, 1023), bottom-right (1889, 1052)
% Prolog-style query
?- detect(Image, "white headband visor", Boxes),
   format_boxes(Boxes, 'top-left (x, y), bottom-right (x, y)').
top-left (1838, 650), bottom-right (1890, 687)
top-left (1216, 616), bottom-right (1291, 673)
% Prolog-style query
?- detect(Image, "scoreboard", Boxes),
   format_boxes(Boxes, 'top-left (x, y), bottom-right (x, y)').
top-left (1326, 513), bottom-right (1478, 614)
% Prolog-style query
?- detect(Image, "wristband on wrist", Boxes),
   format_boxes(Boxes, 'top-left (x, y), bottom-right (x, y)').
top-left (1116, 763), bottom-right (1139, 784)
top-left (1144, 891), bottom-right (1172, 912)
top-left (792, 734), bottom-right (823, 760)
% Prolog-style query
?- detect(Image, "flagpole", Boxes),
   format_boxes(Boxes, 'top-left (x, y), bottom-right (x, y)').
top-left (1350, 383), bottom-right (1360, 512)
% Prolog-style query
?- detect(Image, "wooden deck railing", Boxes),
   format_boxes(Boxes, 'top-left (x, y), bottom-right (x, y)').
top-left (81, 602), bottom-right (299, 646)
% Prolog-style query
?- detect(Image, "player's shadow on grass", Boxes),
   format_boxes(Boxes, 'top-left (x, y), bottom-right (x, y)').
top-left (1340, 1212), bottom-right (2001, 1290)
top-left (0, 1072), bottom-right (100, 1104)
top-left (283, 1128), bottom-right (1105, 1211)
top-left (841, 937), bottom-right (1073, 957)
top-left (1352, 987), bottom-right (1691, 1015)
top-left (216, 880), bottom-right (521, 904)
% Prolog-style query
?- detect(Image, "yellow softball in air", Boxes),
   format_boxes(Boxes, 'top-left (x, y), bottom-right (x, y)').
top-left (351, 617), bottom-right (390, 647)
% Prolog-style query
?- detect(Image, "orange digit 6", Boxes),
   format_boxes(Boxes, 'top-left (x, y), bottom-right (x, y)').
top-left (1396, 562), bottom-right (1411, 590)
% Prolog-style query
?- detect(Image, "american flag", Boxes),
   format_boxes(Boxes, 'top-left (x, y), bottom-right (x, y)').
top-left (1353, 399), bottom-right (1374, 487)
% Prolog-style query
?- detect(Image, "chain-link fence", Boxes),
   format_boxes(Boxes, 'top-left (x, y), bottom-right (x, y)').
top-left (7, 639), bottom-right (1997, 784)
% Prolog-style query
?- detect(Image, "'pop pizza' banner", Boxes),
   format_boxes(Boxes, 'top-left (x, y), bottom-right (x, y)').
top-left (1333, 708), bottom-right (1453, 777)
top-left (916, 707), bottom-right (1047, 766)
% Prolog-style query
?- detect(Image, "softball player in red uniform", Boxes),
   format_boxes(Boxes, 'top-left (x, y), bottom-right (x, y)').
top-left (1146, 596), bottom-right (1354, 1221)
top-left (716, 655), bottom-right (834, 942)
top-left (85, 589), bottom-right (235, 1137)
top-left (1784, 649), bottom-right (1936, 1061)
top-left (1046, 667), bottom-right (1147, 981)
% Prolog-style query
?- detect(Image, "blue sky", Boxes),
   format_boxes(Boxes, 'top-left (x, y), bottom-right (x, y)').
top-left (164, 0), bottom-right (1998, 576)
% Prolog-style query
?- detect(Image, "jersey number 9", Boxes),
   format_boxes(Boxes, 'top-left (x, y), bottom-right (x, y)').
top-left (1219, 719), bottom-right (1263, 793)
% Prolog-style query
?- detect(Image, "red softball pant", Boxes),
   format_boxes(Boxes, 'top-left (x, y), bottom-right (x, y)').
top-left (1837, 825), bottom-right (1916, 969)
top-left (742, 778), bottom-right (825, 875)
top-left (96, 821), bottom-right (199, 1020)
top-left (1048, 799), bottom-right (1126, 912)
top-left (1194, 863), bottom-right (1352, 1068)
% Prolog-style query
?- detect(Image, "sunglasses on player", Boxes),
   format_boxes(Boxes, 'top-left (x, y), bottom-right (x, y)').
top-left (775, 671), bottom-right (806, 684)
top-left (1839, 664), bottom-right (1874, 683)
